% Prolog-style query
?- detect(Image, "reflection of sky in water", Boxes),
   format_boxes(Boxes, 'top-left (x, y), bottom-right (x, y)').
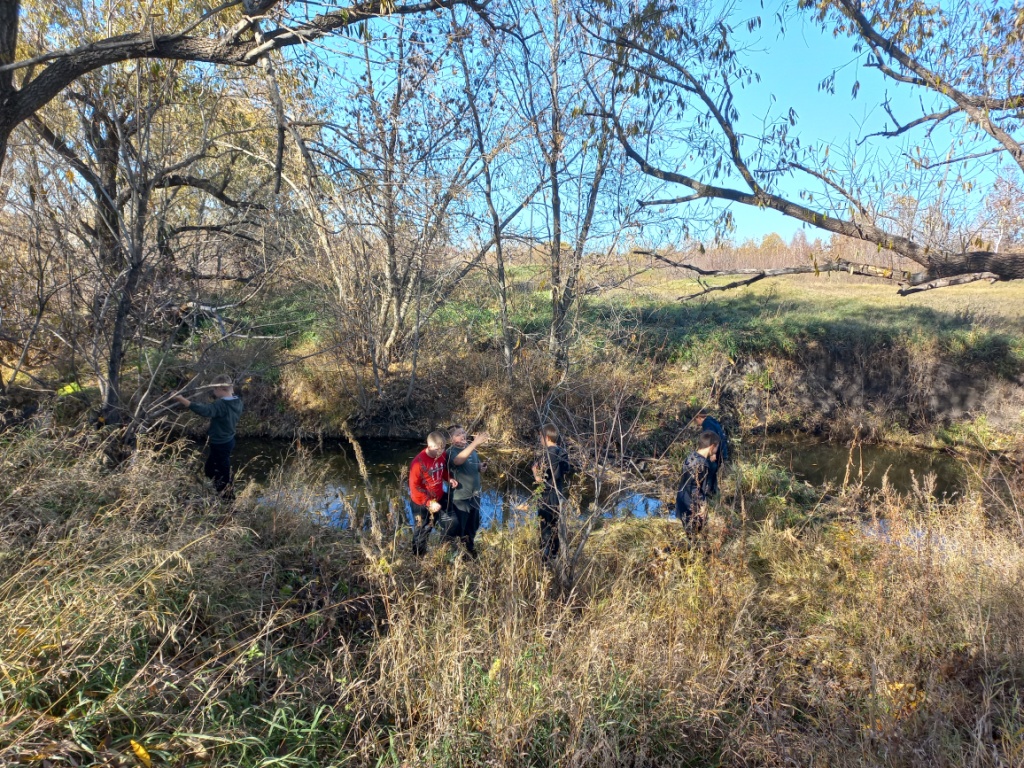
top-left (756, 437), bottom-right (970, 498)
top-left (235, 436), bottom-right (983, 529)
top-left (235, 438), bottom-right (663, 529)
top-left (270, 483), bottom-right (664, 531)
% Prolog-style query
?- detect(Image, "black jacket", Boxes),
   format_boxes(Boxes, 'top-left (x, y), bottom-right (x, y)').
top-left (538, 445), bottom-right (570, 510)
top-left (675, 451), bottom-right (716, 520)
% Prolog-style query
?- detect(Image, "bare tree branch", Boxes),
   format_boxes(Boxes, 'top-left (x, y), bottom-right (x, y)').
top-left (861, 104), bottom-right (961, 142)
top-left (834, 0), bottom-right (1024, 171)
top-left (897, 271), bottom-right (999, 295)
top-left (787, 161), bottom-right (869, 216)
top-left (0, 0), bottom-right (491, 171)
top-left (904, 147), bottom-right (1005, 170)
top-left (633, 249), bottom-right (934, 298)
top-left (154, 174), bottom-right (267, 210)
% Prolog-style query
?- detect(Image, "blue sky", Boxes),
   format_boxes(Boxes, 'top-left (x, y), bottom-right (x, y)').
top-left (277, 0), bottom-right (1001, 250)
top-left (723, 0), bottom-right (915, 241)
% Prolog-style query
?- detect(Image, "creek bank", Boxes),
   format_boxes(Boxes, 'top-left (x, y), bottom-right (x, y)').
top-left (228, 432), bottom-right (987, 535)
top-left (222, 355), bottom-right (1023, 468)
top-left (722, 353), bottom-right (1024, 446)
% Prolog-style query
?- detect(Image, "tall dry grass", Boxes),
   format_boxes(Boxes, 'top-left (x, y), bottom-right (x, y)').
top-left (1, 427), bottom-right (1023, 766)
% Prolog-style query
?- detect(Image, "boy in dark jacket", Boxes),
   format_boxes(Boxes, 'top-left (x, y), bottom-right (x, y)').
top-left (695, 411), bottom-right (729, 495)
top-left (675, 430), bottom-right (721, 533)
top-left (533, 424), bottom-right (571, 564)
top-left (174, 374), bottom-right (243, 496)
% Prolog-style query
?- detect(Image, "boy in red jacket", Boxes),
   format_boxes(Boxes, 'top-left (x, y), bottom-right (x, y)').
top-left (409, 431), bottom-right (455, 556)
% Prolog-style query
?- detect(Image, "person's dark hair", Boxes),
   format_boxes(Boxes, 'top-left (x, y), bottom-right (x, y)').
top-left (540, 424), bottom-right (560, 444)
top-left (697, 430), bottom-right (721, 450)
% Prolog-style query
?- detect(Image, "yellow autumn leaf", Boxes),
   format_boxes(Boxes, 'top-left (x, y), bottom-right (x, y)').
top-left (130, 738), bottom-right (153, 768)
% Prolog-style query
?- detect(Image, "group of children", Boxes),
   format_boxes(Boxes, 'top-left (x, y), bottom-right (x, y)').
top-left (176, 375), bottom-right (729, 556)
top-left (408, 426), bottom-right (488, 558)
top-left (407, 423), bottom-right (570, 562)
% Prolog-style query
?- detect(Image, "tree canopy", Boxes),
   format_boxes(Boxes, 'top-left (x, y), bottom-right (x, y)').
top-left (605, 0), bottom-right (1024, 291)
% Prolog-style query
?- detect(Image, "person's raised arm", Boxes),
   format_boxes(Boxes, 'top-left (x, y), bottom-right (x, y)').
top-left (452, 432), bottom-right (488, 466)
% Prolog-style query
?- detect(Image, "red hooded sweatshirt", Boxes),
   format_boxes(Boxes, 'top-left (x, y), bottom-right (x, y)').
top-left (409, 449), bottom-right (449, 507)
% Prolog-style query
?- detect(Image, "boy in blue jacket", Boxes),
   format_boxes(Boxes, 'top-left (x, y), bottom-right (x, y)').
top-left (675, 430), bottom-right (721, 534)
top-left (695, 411), bottom-right (729, 495)
top-left (174, 374), bottom-right (243, 496)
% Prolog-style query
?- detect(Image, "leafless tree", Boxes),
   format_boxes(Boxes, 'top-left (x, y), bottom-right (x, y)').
top-left (296, 14), bottom-right (481, 400)
top-left (3, 56), bottom-right (283, 424)
top-left (0, 0), bottom-right (489, 175)
top-left (504, 0), bottom-right (631, 370)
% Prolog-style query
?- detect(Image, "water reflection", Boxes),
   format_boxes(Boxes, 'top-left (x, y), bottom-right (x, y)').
top-left (233, 435), bottom-right (989, 529)
top-left (756, 436), bottom-right (969, 498)
top-left (233, 438), bottom-right (664, 529)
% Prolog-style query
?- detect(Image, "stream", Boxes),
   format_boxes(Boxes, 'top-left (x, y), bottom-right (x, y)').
top-left (231, 435), bottom-right (986, 530)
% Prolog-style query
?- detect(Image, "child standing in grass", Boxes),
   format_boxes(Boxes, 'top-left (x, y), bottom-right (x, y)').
top-left (695, 410), bottom-right (729, 495)
top-left (446, 426), bottom-right (488, 558)
top-left (173, 374), bottom-right (243, 497)
top-left (533, 424), bottom-right (570, 564)
top-left (675, 430), bottom-right (721, 534)
top-left (409, 431), bottom-right (455, 557)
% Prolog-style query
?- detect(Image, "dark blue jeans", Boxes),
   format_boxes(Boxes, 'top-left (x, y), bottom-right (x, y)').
top-left (410, 493), bottom-right (452, 556)
top-left (205, 438), bottom-right (235, 494)
top-left (449, 495), bottom-right (481, 557)
top-left (538, 503), bottom-right (559, 563)
top-left (675, 489), bottom-right (706, 534)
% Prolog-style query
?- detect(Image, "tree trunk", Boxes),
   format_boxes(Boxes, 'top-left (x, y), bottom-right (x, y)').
top-left (925, 250), bottom-right (1024, 281)
top-left (99, 183), bottom-right (149, 425)
top-left (100, 259), bottom-right (143, 423)
top-left (94, 130), bottom-right (122, 268)
top-left (0, 0), bottom-right (19, 165)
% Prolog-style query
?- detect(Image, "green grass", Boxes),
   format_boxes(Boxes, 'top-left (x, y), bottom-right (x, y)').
top-left (573, 276), bottom-right (1024, 378)
top-left (232, 286), bottom-right (325, 348)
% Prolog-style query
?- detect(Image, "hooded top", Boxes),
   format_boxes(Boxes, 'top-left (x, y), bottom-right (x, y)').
top-left (188, 396), bottom-right (243, 444)
top-left (675, 450), bottom-right (716, 518)
top-left (538, 444), bottom-right (570, 509)
top-left (701, 416), bottom-right (729, 463)
top-left (447, 446), bottom-right (481, 501)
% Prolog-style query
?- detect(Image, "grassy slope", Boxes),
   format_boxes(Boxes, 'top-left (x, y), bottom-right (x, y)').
top-left (250, 271), bottom-right (1024, 445)
top-left (626, 274), bottom-right (1024, 367)
top-left (18, 268), bottom-right (1024, 450)
top-left (2, 429), bottom-right (1023, 767)
top-left (572, 275), bottom-right (1024, 445)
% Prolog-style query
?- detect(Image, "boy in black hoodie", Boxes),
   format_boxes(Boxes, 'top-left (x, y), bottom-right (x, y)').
top-left (694, 411), bottom-right (729, 495)
top-left (174, 374), bottom-right (243, 495)
top-left (675, 430), bottom-right (721, 533)
top-left (532, 424), bottom-right (571, 564)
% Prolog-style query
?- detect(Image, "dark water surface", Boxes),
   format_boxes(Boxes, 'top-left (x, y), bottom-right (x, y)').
top-left (231, 435), bottom-right (986, 529)
top-left (756, 436), bottom-right (971, 498)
